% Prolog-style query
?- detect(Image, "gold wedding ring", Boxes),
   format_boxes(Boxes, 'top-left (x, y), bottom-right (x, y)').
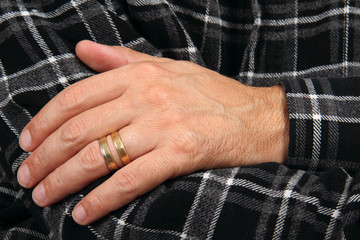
top-left (99, 131), bottom-right (130, 171)
top-left (111, 131), bottom-right (131, 165)
top-left (99, 136), bottom-right (119, 171)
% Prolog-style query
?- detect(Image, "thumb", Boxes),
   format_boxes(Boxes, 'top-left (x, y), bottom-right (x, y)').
top-left (75, 40), bottom-right (168, 72)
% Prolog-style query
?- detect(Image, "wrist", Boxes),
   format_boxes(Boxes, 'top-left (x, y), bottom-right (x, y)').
top-left (264, 85), bottom-right (289, 164)
top-left (244, 84), bottom-right (289, 165)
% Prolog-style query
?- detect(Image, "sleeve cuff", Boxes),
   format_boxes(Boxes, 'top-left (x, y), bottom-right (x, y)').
top-left (281, 77), bottom-right (360, 175)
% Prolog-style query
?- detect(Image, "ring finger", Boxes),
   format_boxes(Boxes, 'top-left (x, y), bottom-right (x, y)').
top-left (31, 124), bottom-right (160, 207)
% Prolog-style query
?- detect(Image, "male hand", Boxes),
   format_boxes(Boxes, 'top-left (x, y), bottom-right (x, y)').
top-left (17, 40), bottom-right (289, 225)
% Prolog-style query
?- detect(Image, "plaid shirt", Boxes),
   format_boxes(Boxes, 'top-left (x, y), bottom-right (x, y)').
top-left (0, 0), bottom-right (359, 239)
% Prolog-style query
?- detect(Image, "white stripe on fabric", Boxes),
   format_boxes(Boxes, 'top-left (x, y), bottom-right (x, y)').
top-left (181, 171), bottom-right (211, 240)
top-left (0, 110), bottom-right (20, 136)
top-left (2, 3), bottom-right (360, 33)
top-left (87, 226), bottom-right (106, 240)
top-left (124, 37), bottom-right (147, 48)
top-left (293, 0), bottom-right (299, 77)
top-left (289, 113), bottom-right (360, 123)
top-left (0, 72), bottom-right (92, 108)
top-left (0, 0), bottom-right (90, 25)
top-left (215, 0), bottom-right (222, 72)
top-left (0, 187), bottom-right (18, 197)
top-left (324, 176), bottom-right (352, 240)
top-left (11, 72), bottom-right (93, 96)
top-left (238, 61), bottom-right (360, 79)
top-left (206, 168), bottom-right (238, 240)
top-left (0, 60), bottom-right (32, 129)
top-left (11, 152), bottom-right (29, 174)
top-left (100, 3), bottom-right (123, 45)
top-left (305, 79), bottom-right (322, 170)
top-left (347, 194), bottom-right (360, 203)
top-left (343, 0), bottom-right (350, 77)
top-left (165, 0), bottom-right (198, 62)
top-left (287, 93), bottom-right (360, 101)
top-left (128, 2), bottom-right (360, 29)
top-left (113, 200), bottom-right (140, 238)
top-left (0, 60), bottom-right (31, 137)
top-left (199, 0), bottom-right (211, 54)
top-left (4, 227), bottom-right (49, 240)
top-left (262, 6), bottom-right (360, 26)
top-left (101, 218), bottom-right (186, 239)
top-left (247, 0), bottom-right (261, 85)
top-left (60, 195), bottom-right (106, 239)
top-left (0, 54), bottom-right (75, 83)
top-left (17, 0), bottom-right (69, 88)
top-left (207, 173), bottom-right (341, 218)
top-left (272, 171), bottom-right (305, 240)
top-left (0, 59), bottom-right (10, 98)
top-left (57, 200), bottom-right (77, 239)
top-left (70, 0), bottom-right (97, 42)
top-left (104, 0), bottom-right (117, 14)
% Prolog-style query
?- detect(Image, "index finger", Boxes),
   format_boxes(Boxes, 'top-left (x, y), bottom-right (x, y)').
top-left (19, 41), bottom-right (171, 152)
top-left (19, 68), bottom-right (127, 152)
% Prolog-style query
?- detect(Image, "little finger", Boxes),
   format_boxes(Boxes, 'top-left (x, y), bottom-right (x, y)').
top-left (72, 148), bottom-right (176, 225)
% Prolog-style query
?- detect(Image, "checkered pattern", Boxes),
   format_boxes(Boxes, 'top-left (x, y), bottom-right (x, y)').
top-left (0, 0), bottom-right (360, 239)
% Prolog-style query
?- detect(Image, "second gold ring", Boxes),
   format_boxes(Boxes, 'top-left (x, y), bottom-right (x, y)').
top-left (99, 136), bottom-right (119, 171)
top-left (111, 131), bottom-right (131, 165)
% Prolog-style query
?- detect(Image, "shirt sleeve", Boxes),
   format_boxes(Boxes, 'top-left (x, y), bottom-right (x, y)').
top-left (281, 76), bottom-right (360, 175)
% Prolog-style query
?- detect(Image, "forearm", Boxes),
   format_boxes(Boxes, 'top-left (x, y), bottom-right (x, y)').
top-left (235, 84), bottom-right (289, 165)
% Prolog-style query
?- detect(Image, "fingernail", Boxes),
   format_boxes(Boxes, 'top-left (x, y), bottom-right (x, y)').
top-left (73, 204), bottom-right (87, 223)
top-left (17, 164), bottom-right (31, 186)
top-left (19, 129), bottom-right (32, 151)
top-left (33, 183), bottom-right (46, 204)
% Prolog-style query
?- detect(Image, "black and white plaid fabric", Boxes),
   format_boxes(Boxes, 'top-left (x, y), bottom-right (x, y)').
top-left (0, 0), bottom-right (360, 239)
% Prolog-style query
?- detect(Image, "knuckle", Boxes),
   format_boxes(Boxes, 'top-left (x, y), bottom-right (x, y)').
top-left (113, 169), bottom-right (139, 196)
top-left (171, 130), bottom-right (200, 156)
top-left (30, 150), bottom-right (47, 174)
top-left (135, 61), bottom-right (163, 74)
top-left (86, 191), bottom-right (107, 212)
top-left (28, 115), bottom-right (48, 137)
top-left (79, 144), bottom-right (103, 172)
top-left (145, 84), bottom-right (172, 106)
top-left (46, 169), bottom-right (64, 191)
top-left (58, 85), bottom-right (84, 111)
top-left (61, 118), bottom-right (86, 144)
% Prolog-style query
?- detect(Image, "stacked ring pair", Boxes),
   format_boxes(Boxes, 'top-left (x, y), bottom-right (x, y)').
top-left (99, 132), bottom-right (130, 171)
